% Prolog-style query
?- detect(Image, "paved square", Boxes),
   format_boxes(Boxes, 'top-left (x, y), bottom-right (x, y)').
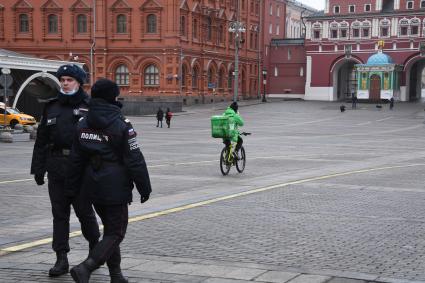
top-left (1, 100), bottom-right (425, 282)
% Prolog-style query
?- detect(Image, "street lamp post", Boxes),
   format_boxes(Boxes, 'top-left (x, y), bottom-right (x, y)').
top-left (262, 69), bottom-right (267, 102)
top-left (228, 9), bottom-right (245, 102)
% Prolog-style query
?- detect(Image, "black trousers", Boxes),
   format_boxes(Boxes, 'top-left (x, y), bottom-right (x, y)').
top-left (48, 177), bottom-right (100, 253)
top-left (90, 204), bottom-right (128, 268)
top-left (223, 136), bottom-right (243, 152)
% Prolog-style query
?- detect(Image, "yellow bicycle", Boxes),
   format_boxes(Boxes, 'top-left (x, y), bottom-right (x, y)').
top-left (220, 132), bottom-right (250, 176)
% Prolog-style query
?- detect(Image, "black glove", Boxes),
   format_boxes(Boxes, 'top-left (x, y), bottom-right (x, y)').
top-left (140, 193), bottom-right (150, 204)
top-left (34, 174), bottom-right (45, 186)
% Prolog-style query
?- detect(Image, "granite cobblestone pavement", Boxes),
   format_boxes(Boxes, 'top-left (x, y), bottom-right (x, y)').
top-left (1, 100), bottom-right (425, 282)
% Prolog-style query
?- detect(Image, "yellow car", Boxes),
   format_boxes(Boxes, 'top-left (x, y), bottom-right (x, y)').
top-left (0, 103), bottom-right (36, 128)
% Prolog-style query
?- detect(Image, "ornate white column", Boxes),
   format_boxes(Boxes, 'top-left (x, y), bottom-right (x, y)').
top-left (375, 0), bottom-right (382, 11)
top-left (395, 0), bottom-right (400, 10)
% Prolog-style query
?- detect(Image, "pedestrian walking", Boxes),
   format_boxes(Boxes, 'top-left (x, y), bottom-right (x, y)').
top-left (30, 64), bottom-right (100, 277)
top-left (165, 108), bottom-right (173, 128)
top-left (156, 107), bottom-right (164, 128)
top-left (389, 97), bottom-right (394, 110)
top-left (66, 78), bottom-right (152, 283)
top-left (352, 94), bottom-right (357, 109)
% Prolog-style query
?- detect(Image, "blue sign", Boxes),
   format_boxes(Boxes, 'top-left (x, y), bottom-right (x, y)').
top-left (208, 82), bottom-right (216, 89)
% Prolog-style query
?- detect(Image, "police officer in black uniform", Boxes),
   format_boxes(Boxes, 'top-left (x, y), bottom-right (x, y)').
top-left (66, 78), bottom-right (152, 283)
top-left (31, 64), bottom-right (100, 277)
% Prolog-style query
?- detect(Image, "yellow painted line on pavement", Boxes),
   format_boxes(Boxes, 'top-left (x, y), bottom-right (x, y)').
top-left (1, 163), bottom-right (424, 254)
top-left (0, 178), bottom-right (33, 185)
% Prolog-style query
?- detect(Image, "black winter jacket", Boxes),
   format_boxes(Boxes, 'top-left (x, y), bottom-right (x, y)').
top-left (31, 89), bottom-right (90, 179)
top-left (66, 98), bottom-right (152, 205)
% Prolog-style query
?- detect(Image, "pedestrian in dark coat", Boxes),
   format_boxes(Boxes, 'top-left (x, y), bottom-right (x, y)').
top-left (30, 64), bottom-right (100, 277)
top-left (389, 97), bottom-right (394, 110)
top-left (156, 107), bottom-right (164, 128)
top-left (352, 94), bottom-right (357, 109)
top-left (165, 108), bottom-right (173, 128)
top-left (66, 78), bottom-right (152, 283)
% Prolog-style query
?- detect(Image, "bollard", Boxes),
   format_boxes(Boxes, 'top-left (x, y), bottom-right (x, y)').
top-left (0, 130), bottom-right (13, 143)
top-left (23, 125), bottom-right (33, 133)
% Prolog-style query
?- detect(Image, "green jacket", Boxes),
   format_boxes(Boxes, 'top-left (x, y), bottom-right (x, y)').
top-left (223, 107), bottom-right (244, 142)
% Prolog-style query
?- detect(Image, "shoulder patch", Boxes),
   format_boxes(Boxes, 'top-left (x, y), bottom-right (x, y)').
top-left (128, 128), bottom-right (136, 136)
top-left (124, 118), bottom-right (131, 123)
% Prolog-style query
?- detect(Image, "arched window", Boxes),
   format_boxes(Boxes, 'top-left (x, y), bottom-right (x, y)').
top-left (379, 19), bottom-right (390, 37)
top-left (115, 65), bottom-right (129, 85)
top-left (193, 19), bottom-right (198, 39)
top-left (147, 14), bottom-right (157, 33)
top-left (399, 18), bottom-right (409, 36)
top-left (312, 22), bottom-right (322, 40)
top-left (48, 14), bottom-right (58, 33)
top-left (19, 14), bottom-right (29, 33)
top-left (208, 68), bottom-right (215, 85)
top-left (180, 16), bottom-right (186, 36)
top-left (351, 21), bottom-right (361, 38)
top-left (77, 14), bottom-right (87, 33)
top-left (207, 17), bottom-right (212, 41)
top-left (329, 22), bottom-right (338, 39)
top-left (362, 21), bottom-right (371, 38)
top-left (181, 65), bottom-right (187, 87)
top-left (218, 69), bottom-right (225, 88)
top-left (144, 64), bottom-right (159, 86)
top-left (116, 14), bottom-right (127, 33)
top-left (339, 21), bottom-right (348, 39)
top-left (83, 65), bottom-right (90, 84)
top-left (228, 69), bottom-right (234, 89)
top-left (192, 66), bottom-right (199, 88)
top-left (411, 18), bottom-right (420, 36)
top-left (218, 25), bottom-right (224, 44)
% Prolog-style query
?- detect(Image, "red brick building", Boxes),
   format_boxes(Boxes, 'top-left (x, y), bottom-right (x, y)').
top-left (0, 0), bottom-right (272, 105)
top-left (304, 0), bottom-right (425, 101)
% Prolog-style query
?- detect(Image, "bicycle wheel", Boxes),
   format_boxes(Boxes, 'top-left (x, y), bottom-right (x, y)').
top-left (236, 146), bottom-right (246, 173)
top-left (220, 147), bottom-right (231, 175)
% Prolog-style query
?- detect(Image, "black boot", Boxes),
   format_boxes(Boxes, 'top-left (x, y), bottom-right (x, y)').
top-left (70, 258), bottom-right (98, 283)
top-left (109, 265), bottom-right (128, 283)
top-left (49, 251), bottom-right (69, 277)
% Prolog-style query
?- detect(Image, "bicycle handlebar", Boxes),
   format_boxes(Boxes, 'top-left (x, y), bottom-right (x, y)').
top-left (240, 132), bottom-right (251, 136)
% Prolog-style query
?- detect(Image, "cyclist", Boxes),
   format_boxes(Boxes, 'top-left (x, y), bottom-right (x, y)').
top-left (222, 102), bottom-right (244, 159)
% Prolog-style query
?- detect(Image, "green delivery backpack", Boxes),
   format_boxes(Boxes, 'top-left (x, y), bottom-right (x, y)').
top-left (211, 115), bottom-right (235, 138)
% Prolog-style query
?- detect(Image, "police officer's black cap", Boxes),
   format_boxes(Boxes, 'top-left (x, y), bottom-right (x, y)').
top-left (56, 64), bottom-right (87, 85)
top-left (91, 78), bottom-right (120, 104)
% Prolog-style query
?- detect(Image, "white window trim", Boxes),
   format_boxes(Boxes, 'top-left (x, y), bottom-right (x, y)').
top-left (330, 28), bottom-right (338, 39)
top-left (410, 24), bottom-right (420, 37)
top-left (421, 0), bottom-right (425, 8)
top-left (333, 5), bottom-right (340, 14)
top-left (406, 1), bottom-right (414, 9)
top-left (348, 5), bottom-right (355, 13)
top-left (364, 4), bottom-right (371, 12)
top-left (398, 22), bottom-right (410, 37)
top-left (339, 28), bottom-right (348, 39)
top-left (276, 24), bottom-right (280, 35)
top-left (269, 23), bottom-right (273, 34)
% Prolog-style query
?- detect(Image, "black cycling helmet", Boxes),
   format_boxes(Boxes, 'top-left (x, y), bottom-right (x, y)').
top-left (230, 102), bottom-right (238, 112)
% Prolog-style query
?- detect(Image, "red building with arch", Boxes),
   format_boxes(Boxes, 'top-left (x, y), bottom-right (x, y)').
top-left (304, 0), bottom-right (425, 101)
top-left (0, 0), bottom-right (270, 106)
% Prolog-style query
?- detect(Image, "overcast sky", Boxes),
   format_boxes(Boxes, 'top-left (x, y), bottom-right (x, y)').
top-left (299, 0), bottom-right (325, 10)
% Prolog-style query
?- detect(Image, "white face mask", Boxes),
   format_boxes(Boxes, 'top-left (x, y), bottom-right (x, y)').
top-left (60, 86), bottom-right (78, 95)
